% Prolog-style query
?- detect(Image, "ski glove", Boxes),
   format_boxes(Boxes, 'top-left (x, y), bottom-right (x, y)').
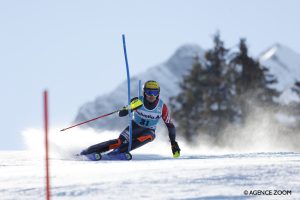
top-left (119, 107), bottom-right (128, 117)
top-left (129, 98), bottom-right (143, 110)
top-left (171, 141), bottom-right (180, 158)
top-left (119, 97), bottom-right (143, 117)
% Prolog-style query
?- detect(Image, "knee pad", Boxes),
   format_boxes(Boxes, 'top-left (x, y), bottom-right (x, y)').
top-left (137, 134), bottom-right (155, 143)
top-left (108, 139), bottom-right (122, 150)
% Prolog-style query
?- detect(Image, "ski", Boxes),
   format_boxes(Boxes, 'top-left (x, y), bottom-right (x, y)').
top-left (102, 152), bottom-right (132, 160)
top-left (76, 152), bottom-right (132, 161)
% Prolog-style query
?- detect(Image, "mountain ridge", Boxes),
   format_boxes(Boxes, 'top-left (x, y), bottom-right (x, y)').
top-left (75, 44), bottom-right (206, 130)
top-left (75, 43), bottom-right (300, 131)
top-left (259, 43), bottom-right (300, 104)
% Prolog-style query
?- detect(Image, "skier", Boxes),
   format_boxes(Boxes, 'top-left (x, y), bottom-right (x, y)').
top-left (80, 80), bottom-right (181, 160)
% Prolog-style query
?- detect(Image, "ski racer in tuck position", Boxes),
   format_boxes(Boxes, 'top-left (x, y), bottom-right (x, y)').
top-left (80, 80), bottom-right (181, 160)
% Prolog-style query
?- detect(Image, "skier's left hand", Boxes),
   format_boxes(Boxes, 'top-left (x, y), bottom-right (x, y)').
top-left (119, 98), bottom-right (143, 117)
top-left (171, 141), bottom-right (180, 158)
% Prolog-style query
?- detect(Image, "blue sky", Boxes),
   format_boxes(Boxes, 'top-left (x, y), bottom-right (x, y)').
top-left (1, 0), bottom-right (300, 150)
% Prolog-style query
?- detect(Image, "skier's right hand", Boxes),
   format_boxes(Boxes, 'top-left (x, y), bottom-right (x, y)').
top-left (119, 107), bottom-right (129, 117)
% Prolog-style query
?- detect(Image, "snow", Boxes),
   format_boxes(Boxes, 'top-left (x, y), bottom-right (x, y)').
top-left (0, 129), bottom-right (299, 199)
top-left (4, 44), bottom-right (299, 199)
top-left (1, 151), bottom-right (299, 200)
top-left (260, 46), bottom-right (277, 61)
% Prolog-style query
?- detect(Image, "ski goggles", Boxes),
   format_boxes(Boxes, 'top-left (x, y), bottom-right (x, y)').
top-left (145, 89), bottom-right (159, 97)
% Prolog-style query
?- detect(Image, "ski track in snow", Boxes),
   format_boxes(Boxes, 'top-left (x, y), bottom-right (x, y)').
top-left (0, 151), bottom-right (299, 200)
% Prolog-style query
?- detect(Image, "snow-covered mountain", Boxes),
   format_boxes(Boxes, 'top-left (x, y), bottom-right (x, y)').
top-left (75, 43), bottom-right (300, 131)
top-left (259, 43), bottom-right (300, 104)
top-left (74, 44), bottom-right (205, 130)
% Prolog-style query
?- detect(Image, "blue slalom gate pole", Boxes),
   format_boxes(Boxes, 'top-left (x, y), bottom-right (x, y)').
top-left (122, 34), bottom-right (133, 152)
top-left (138, 80), bottom-right (142, 97)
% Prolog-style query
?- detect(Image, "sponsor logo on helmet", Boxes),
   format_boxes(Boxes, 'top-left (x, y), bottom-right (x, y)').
top-left (145, 81), bottom-right (159, 90)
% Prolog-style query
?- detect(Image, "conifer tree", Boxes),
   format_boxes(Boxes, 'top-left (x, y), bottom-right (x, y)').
top-left (291, 81), bottom-right (300, 130)
top-left (171, 32), bottom-right (239, 142)
top-left (292, 81), bottom-right (300, 98)
top-left (203, 32), bottom-right (238, 136)
top-left (170, 57), bottom-right (207, 142)
top-left (230, 39), bottom-right (280, 122)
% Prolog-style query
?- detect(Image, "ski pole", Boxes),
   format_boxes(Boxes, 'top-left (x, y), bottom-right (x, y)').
top-left (60, 109), bottom-right (120, 132)
top-left (60, 98), bottom-right (143, 132)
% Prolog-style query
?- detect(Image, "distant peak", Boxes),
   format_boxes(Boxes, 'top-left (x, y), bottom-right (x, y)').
top-left (259, 45), bottom-right (277, 61)
top-left (167, 44), bottom-right (205, 64)
top-left (173, 44), bottom-right (204, 56)
top-left (259, 43), bottom-right (300, 62)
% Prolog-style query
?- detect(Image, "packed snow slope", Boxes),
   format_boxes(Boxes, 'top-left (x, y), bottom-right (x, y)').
top-left (0, 129), bottom-right (299, 200)
top-left (1, 151), bottom-right (299, 200)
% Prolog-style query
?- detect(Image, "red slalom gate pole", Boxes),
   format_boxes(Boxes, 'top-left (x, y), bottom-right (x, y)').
top-left (44, 90), bottom-right (51, 200)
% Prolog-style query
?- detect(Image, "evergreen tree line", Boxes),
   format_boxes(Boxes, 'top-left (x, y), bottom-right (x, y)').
top-left (170, 33), bottom-right (300, 144)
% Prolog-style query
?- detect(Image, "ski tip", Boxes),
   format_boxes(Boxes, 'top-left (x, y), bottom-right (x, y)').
top-left (60, 129), bottom-right (65, 132)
